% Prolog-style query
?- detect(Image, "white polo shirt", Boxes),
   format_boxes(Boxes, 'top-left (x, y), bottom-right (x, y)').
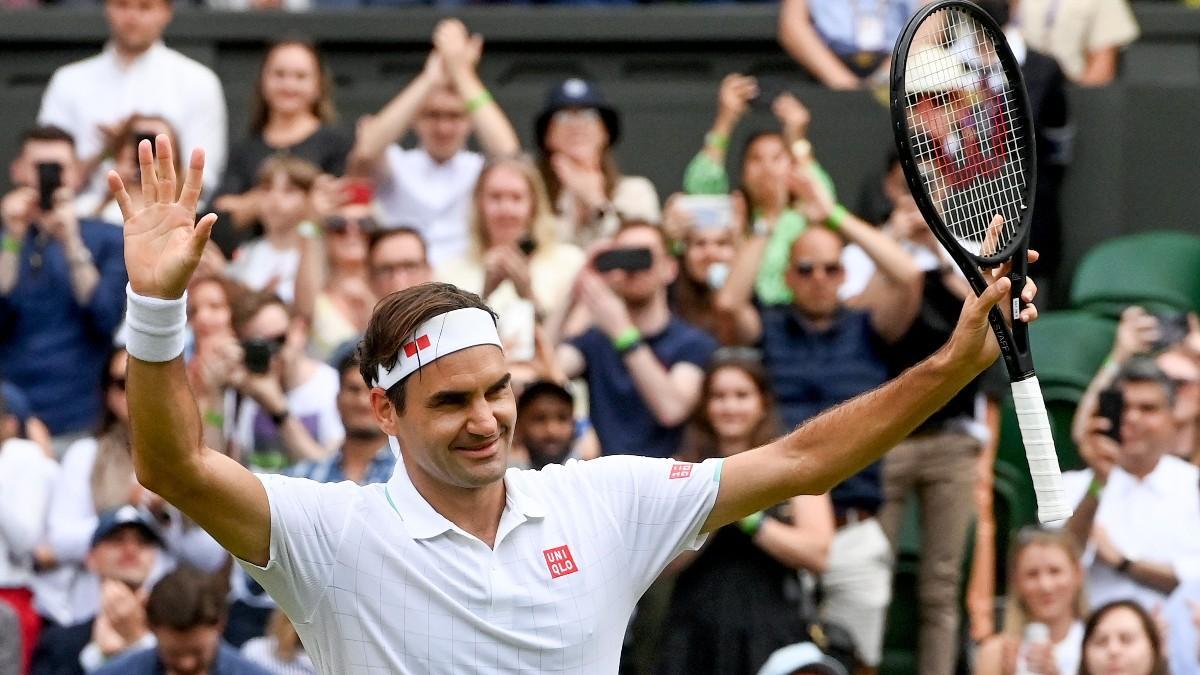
top-left (1062, 455), bottom-right (1200, 609)
top-left (375, 147), bottom-right (484, 267)
top-left (238, 455), bottom-right (723, 674)
top-left (37, 41), bottom-right (228, 197)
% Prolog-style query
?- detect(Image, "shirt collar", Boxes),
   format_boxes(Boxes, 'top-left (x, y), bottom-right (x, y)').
top-left (1109, 455), bottom-right (1177, 496)
top-left (384, 456), bottom-right (546, 541)
top-left (100, 40), bottom-right (166, 70)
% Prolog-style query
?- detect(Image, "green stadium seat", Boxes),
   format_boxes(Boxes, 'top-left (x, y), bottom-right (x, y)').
top-left (1027, 311), bottom-right (1118, 393)
top-left (1069, 231), bottom-right (1200, 316)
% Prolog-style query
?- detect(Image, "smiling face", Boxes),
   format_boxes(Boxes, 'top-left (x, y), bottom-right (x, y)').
top-left (1014, 542), bottom-right (1082, 625)
top-left (478, 164), bottom-right (534, 250)
top-left (544, 107), bottom-right (609, 165)
top-left (1116, 380), bottom-right (1176, 473)
top-left (705, 366), bottom-right (767, 450)
top-left (375, 346), bottom-right (515, 495)
top-left (260, 43), bottom-right (322, 119)
top-left (682, 225), bottom-right (736, 285)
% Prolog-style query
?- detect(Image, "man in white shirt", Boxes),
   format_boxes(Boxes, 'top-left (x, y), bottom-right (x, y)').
top-left (1065, 357), bottom-right (1200, 610)
top-left (37, 0), bottom-right (227, 200)
top-left (112, 137), bottom-right (1040, 673)
top-left (348, 19), bottom-right (519, 266)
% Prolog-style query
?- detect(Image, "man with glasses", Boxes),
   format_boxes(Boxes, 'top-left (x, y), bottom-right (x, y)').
top-left (348, 19), bottom-right (519, 266)
top-left (719, 180), bottom-right (922, 673)
top-left (366, 228), bottom-right (433, 299)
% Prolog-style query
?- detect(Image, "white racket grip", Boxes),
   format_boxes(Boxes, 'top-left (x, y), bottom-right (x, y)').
top-left (1011, 377), bottom-right (1072, 524)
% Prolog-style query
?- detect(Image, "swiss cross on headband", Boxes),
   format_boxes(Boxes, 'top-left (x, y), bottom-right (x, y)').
top-left (373, 307), bottom-right (503, 392)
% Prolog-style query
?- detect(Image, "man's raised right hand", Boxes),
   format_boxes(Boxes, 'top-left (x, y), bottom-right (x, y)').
top-left (108, 135), bottom-right (217, 300)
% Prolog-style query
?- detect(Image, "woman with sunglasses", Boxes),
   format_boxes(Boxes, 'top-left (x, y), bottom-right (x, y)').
top-left (658, 353), bottom-right (835, 675)
top-left (534, 79), bottom-right (660, 245)
top-left (211, 40), bottom-right (352, 256)
top-left (437, 156), bottom-right (585, 381)
top-left (976, 527), bottom-right (1087, 675)
top-left (293, 179), bottom-right (379, 360)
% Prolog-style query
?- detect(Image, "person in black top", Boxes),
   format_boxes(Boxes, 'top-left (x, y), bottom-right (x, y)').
top-left (211, 39), bottom-right (352, 256)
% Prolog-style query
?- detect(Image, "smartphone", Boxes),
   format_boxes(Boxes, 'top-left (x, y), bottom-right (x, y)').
top-left (36, 162), bottom-right (62, 212)
top-left (594, 247), bottom-right (653, 273)
top-left (676, 195), bottom-right (733, 231)
top-left (518, 237), bottom-right (537, 257)
top-left (1097, 388), bottom-right (1124, 441)
top-left (242, 339), bottom-right (275, 375)
top-left (1151, 311), bottom-right (1189, 352)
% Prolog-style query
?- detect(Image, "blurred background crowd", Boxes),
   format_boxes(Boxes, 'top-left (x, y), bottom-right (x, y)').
top-left (1, 0), bottom-right (1199, 674)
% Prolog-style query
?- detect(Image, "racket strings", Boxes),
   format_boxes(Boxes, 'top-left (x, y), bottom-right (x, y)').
top-left (903, 7), bottom-right (1028, 258)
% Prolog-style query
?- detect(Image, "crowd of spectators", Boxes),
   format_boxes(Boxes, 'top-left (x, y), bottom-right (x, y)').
top-left (3, 0), bottom-right (1199, 674)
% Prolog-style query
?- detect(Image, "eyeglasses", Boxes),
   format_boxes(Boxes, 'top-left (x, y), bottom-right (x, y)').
top-left (325, 215), bottom-right (378, 234)
top-left (552, 108), bottom-right (600, 124)
top-left (794, 261), bottom-right (844, 277)
top-left (371, 260), bottom-right (427, 278)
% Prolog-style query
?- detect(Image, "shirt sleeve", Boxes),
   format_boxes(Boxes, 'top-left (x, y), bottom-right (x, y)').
top-left (46, 440), bottom-right (101, 564)
top-left (0, 443), bottom-right (57, 559)
top-left (682, 151), bottom-right (729, 196)
top-left (81, 224), bottom-right (129, 337)
top-left (235, 474), bottom-right (358, 623)
top-left (1089, 0), bottom-right (1140, 52)
top-left (37, 71), bottom-right (74, 136)
top-left (582, 455), bottom-right (723, 593)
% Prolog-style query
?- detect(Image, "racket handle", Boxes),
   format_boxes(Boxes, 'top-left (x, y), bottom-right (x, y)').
top-left (1010, 377), bottom-right (1072, 524)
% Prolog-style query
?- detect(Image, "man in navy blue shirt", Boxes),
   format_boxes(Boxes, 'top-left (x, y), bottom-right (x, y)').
top-left (93, 567), bottom-right (270, 675)
top-left (718, 181), bottom-right (923, 672)
top-left (557, 221), bottom-right (717, 459)
top-left (0, 126), bottom-right (127, 446)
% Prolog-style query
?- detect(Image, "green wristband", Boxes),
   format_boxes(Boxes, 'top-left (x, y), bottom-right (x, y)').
top-left (1, 235), bottom-right (20, 254)
top-left (203, 410), bottom-right (225, 428)
top-left (466, 90), bottom-right (495, 114)
top-left (612, 326), bottom-right (642, 354)
top-left (1088, 477), bottom-right (1104, 498)
top-left (704, 132), bottom-right (729, 151)
top-left (825, 204), bottom-right (848, 231)
top-left (739, 511), bottom-right (765, 536)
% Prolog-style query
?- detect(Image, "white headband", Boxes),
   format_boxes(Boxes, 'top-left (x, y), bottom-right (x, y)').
top-left (374, 307), bottom-right (502, 391)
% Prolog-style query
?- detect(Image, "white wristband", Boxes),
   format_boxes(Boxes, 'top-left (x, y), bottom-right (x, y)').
top-left (125, 284), bottom-right (188, 362)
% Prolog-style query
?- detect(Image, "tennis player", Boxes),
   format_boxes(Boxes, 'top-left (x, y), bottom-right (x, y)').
top-left (114, 136), bottom-right (1038, 673)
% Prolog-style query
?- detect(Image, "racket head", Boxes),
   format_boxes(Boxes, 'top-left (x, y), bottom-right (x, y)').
top-left (890, 0), bottom-right (1037, 270)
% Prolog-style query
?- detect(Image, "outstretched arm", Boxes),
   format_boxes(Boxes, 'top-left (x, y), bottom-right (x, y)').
top-left (115, 137), bottom-right (270, 567)
top-left (704, 255), bottom-right (1040, 531)
top-left (348, 53), bottom-right (444, 178)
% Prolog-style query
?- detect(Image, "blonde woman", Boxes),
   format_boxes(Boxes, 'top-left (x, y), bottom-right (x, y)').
top-left (436, 155), bottom-right (585, 368)
top-left (976, 527), bottom-right (1087, 675)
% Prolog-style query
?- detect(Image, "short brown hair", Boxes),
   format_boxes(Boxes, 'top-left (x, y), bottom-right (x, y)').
top-left (255, 155), bottom-right (320, 192)
top-left (146, 567), bottom-right (226, 630)
top-left (356, 282), bottom-right (496, 414)
top-left (231, 289), bottom-right (291, 336)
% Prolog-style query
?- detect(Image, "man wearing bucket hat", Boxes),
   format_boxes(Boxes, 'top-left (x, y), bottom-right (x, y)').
top-left (534, 78), bottom-right (660, 245)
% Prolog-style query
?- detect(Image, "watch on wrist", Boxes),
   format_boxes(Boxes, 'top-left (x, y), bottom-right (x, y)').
top-left (1117, 557), bottom-right (1132, 574)
top-left (270, 408), bottom-right (290, 427)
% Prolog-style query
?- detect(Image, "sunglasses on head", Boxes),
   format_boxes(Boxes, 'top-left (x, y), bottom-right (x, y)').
top-left (794, 261), bottom-right (844, 277)
top-left (324, 215), bottom-right (378, 234)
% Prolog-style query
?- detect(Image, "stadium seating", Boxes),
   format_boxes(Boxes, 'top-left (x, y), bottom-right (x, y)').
top-left (1069, 231), bottom-right (1200, 316)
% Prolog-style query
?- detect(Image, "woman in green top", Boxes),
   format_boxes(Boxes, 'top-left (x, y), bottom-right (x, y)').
top-left (682, 73), bottom-right (834, 306)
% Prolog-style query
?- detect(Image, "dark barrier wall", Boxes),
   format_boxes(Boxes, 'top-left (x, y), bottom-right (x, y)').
top-left (2, 5), bottom-right (1198, 300)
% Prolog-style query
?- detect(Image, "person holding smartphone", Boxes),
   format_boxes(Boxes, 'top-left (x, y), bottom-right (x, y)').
top-left (0, 126), bottom-right (127, 452)
top-left (555, 221), bottom-right (718, 460)
top-left (1064, 357), bottom-right (1200, 612)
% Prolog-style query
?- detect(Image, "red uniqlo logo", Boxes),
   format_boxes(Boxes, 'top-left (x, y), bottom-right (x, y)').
top-left (403, 334), bottom-right (431, 358)
top-left (669, 463), bottom-right (693, 480)
top-left (543, 545), bottom-right (579, 579)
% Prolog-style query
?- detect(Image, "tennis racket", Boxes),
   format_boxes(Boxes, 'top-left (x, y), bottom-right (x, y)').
top-left (890, 0), bottom-right (1069, 523)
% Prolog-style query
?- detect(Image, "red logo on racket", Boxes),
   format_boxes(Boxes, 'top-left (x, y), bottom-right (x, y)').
top-left (403, 334), bottom-right (431, 358)
top-left (543, 545), bottom-right (579, 579)
top-left (669, 463), bottom-right (693, 480)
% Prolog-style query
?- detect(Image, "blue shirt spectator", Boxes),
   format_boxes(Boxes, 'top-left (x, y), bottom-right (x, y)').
top-left (94, 642), bottom-right (272, 675)
top-left (0, 126), bottom-right (127, 439)
top-left (289, 445), bottom-right (395, 485)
